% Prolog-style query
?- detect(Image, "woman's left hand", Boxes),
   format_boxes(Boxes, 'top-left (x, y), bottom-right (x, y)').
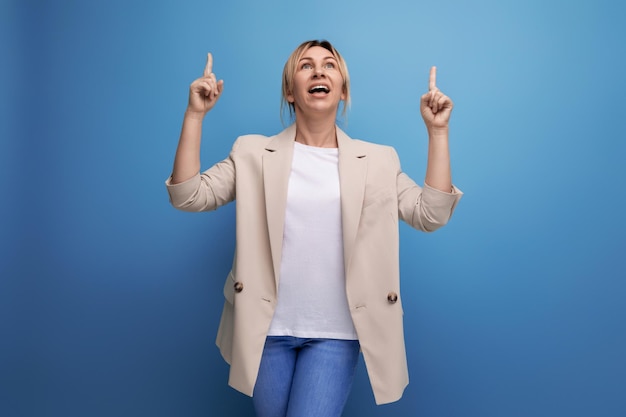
top-left (420, 66), bottom-right (453, 132)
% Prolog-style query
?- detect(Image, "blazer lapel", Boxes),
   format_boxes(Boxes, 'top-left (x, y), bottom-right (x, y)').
top-left (337, 127), bottom-right (368, 276)
top-left (263, 124), bottom-right (296, 288)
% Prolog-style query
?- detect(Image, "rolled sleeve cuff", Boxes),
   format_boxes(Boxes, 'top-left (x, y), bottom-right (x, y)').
top-left (165, 173), bottom-right (201, 207)
top-left (421, 182), bottom-right (463, 218)
top-left (423, 182), bottom-right (463, 197)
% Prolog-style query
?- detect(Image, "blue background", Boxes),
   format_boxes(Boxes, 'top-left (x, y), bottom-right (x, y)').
top-left (2, 0), bottom-right (625, 416)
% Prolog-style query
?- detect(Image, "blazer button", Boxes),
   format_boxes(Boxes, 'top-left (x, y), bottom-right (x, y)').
top-left (234, 282), bottom-right (244, 293)
top-left (387, 292), bottom-right (398, 304)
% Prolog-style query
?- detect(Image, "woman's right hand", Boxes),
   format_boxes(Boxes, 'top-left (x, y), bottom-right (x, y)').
top-left (187, 52), bottom-right (224, 117)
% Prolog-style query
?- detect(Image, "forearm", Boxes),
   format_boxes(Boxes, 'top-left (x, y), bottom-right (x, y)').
top-left (171, 111), bottom-right (205, 184)
top-left (424, 128), bottom-right (452, 193)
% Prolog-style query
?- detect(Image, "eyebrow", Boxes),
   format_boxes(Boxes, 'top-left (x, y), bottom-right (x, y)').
top-left (298, 56), bottom-right (337, 62)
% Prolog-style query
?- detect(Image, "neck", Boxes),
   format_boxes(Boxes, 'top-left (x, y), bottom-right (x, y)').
top-left (293, 113), bottom-right (338, 148)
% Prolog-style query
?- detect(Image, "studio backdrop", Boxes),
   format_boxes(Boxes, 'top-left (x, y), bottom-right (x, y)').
top-left (2, 0), bottom-right (625, 416)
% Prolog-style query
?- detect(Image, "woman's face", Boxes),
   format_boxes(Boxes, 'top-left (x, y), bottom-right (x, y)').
top-left (287, 46), bottom-right (346, 117)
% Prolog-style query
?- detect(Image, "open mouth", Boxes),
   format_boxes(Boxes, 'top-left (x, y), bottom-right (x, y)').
top-left (308, 85), bottom-right (330, 94)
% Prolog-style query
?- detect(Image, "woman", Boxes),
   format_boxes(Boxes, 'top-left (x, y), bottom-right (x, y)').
top-left (166, 40), bottom-right (462, 416)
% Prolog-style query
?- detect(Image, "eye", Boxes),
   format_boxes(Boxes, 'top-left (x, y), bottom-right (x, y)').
top-left (301, 63), bottom-right (313, 70)
top-left (324, 62), bottom-right (335, 69)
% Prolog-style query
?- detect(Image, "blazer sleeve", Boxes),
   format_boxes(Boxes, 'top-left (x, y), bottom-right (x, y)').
top-left (392, 148), bottom-right (463, 232)
top-left (165, 139), bottom-right (241, 212)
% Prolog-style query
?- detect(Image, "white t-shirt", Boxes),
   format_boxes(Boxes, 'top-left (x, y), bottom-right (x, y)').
top-left (267, 142), bottom-right (358, 340)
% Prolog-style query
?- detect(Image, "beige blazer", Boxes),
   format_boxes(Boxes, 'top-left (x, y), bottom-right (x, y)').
top-left (166, 124), bottom-right (462, 404)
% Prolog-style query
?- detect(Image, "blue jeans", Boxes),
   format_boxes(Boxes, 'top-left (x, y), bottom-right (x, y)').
top-left (252, 336), bottom-right (360, 417)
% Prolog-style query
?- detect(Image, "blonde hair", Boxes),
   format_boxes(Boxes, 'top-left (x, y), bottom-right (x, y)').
top-left (281, 40), bottom-right (351, 122)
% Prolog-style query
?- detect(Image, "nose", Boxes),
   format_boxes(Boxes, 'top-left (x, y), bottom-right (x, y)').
top-left (313, 66), bottom-right (326, 78)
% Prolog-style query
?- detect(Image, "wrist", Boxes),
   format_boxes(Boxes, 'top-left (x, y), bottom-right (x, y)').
top-left (427, 126), bottom-right (449, 140)
top-left (184, 108), bottom-right (207, 121)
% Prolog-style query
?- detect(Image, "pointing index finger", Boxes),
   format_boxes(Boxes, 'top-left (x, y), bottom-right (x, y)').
top-left (429, 66), bottom-right (437, 91)
top-left (204, 53), bottom-right (213, 77)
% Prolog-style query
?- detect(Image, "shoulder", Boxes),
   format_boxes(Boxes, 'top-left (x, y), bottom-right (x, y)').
top-left (231, 133), bottom-right (273, 151)
top-left (227, 133), bottom-right (275, 159)
top-left (338, 127), bottom-right (396, 156)
top-left (231, 125), bottom-right (296, 153)
top-left (351, 137), bottom-right (395, 153)
top-left (343, 134), bottom-right (399, 166)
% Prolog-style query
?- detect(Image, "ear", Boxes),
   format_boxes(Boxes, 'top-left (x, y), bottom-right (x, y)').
top-left (340, 86), bottom-right (347, 101)
top-left (287, 91), bottom-right (295, 103)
